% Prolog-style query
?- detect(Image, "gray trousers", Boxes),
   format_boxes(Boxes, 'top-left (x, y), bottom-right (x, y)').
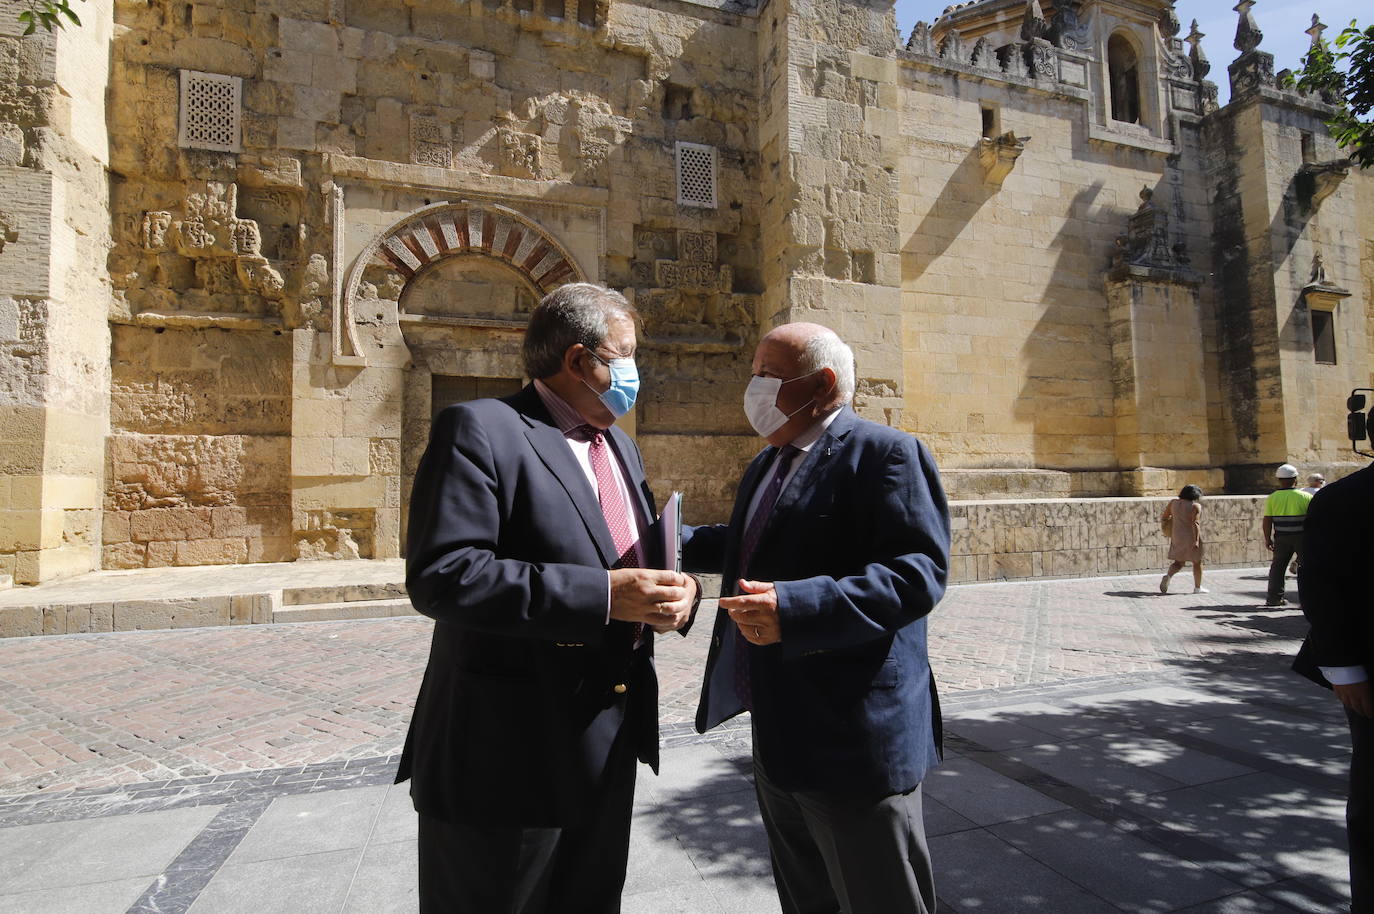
top-left (1267, 532), bottom-right (1304, 603)
top-left (754, 757), bottom-right (935, 914)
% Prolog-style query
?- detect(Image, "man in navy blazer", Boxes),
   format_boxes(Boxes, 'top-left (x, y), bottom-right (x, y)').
top-left (683, 322), bottom-right (950, 914)
top-left (400, 283), bottom-right (699, 914)
top-left (1294, 462), bottom-right (1373, 913)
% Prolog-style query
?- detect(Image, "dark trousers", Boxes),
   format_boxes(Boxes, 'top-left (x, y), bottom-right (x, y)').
top-left (1267, 532), bottom-right (1304, 603)
top-left (416, 735), bottom-right (638, 914)
top-left (754, 756), bottom-right (935, 914)
top-left (1350, 707), bottom-right (1372, 913)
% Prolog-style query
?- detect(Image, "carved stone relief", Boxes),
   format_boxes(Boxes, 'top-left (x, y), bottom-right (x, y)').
top-left (628, 227), bottom-right (753, 341)
top-left (410, 113), bottom-right (453, 168)
top-left (130, 180), bottom-right (290, 316)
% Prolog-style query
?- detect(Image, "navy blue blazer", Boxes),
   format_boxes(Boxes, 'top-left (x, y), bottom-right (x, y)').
top-left (398, 384), bottom-right (662, 827)
top-left (1294, 462), bottom-right (1374, 688)
top-left (683, 407), bottom-right (951, 797)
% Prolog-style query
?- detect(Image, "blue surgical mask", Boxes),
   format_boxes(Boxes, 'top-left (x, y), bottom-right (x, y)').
top-left (584, 352), bottom-right (640, 418)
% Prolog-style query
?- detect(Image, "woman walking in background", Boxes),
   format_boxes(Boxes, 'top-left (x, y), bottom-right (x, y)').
top-left (1161, 485), bottom-right (1206, 594)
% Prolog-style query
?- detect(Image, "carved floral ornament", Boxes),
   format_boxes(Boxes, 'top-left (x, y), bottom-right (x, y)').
top-left (334, 201), bottom-right (587, 366)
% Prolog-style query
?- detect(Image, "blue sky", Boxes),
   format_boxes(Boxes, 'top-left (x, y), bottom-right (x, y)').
top-left (892, 0), bottom-right (1365, 105)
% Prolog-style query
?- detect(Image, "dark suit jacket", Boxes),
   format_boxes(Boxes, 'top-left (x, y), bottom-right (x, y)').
top-left (398, 384), bottom-right (662, 827)
top-left (683, 407), bottom-right (951, 797)
top-left (1294, 462), bottom-right (1374, 688)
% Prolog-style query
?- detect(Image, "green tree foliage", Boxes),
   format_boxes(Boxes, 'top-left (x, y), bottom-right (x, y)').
top-left (1282, 20), bottom-right (1374, 169)
top-left (16, 1), bottom-right (84, 35)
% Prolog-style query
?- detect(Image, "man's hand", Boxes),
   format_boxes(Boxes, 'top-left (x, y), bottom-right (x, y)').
top-left (650, 574), bottom-right (699, 634)
top-left (610, 568), bottom-right (693, 630)
top-left (1265, 541), bottom-right (1273, 551)
top-left (720, 579), bottom-right (781, 645)
top-left (1334, 680), bottom-right (1374, 718)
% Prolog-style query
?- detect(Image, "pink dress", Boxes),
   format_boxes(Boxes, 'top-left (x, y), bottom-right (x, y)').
top-left (1166, 498), bottom-right (1203, 563)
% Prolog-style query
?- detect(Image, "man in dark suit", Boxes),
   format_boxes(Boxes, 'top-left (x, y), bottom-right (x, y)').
top-left (1295, 462), bottom-right (1373, 913)
top-left (400, 282), bottom-right (699, 914)
top-left (683, 322), bottom-right (950, 914)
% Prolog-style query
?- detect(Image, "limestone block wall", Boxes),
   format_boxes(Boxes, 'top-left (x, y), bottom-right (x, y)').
top-left (948, 495), bottom-right (1270, 585)
top-left (1203, 70), bottom-right (1372, 489)
top-left (894, 59), bottom-right (1216, 481)
top-left (755, 0), bottom-right (907, 426)
top-left (99, 0), bottom-right (768, 557)
top-left (0, 2), bottom-right (115, 584)
top-left (1105, 275), bottom-right (1209, 475)
top-left (640, 432), bottom-right (760, 526)
top-left (104, 327), bottom-right (292, 568)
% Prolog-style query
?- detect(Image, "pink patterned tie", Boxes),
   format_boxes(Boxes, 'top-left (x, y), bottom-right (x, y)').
top-left (734, 445), bottom-right (800, 710)
top-left (576, 426), bottom-right (642, 570)
top-left (575, 426), bottom-right (644, 648)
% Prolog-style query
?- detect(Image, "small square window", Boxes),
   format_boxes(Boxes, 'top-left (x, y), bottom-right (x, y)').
top-left (981, 106), bottom-right (998, 139)
top-left (1312, 308), bottom-right (1337, 364)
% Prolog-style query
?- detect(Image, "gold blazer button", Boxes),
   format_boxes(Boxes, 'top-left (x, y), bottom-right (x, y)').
top-left (613, 683), bottom-right (628, 694)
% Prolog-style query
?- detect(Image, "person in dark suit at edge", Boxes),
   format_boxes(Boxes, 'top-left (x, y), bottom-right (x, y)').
top-left (399, 282), bottom-right (700, 914)
top-left (682, 322), bottom-right (951, 914)
top-left (1294, 463), bottom-right (1374, 913)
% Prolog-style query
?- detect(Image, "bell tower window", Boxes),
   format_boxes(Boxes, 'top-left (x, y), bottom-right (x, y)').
top-left (1107, 34), bottom-right (1141, 125)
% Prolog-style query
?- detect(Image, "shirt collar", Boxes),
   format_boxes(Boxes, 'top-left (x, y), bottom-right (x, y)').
top-left (790, 406), bottom-right (843, 453)
top-left (533, 379), bottom-right (587, 436)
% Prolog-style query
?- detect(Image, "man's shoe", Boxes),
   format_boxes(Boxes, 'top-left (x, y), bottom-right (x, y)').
top-left (1160, 574), bottom-right (1170, 594)
top-left (1194, 587), bottom-right (1209, 594)
top-left (1265, 598), bottom-right (1287, 607)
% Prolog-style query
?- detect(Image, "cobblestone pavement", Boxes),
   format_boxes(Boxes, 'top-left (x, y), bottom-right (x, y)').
top-left (0, 566), bottom-right (1307, 797)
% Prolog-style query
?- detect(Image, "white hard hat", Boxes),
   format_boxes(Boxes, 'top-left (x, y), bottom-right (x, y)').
top-left (1276, 463), bottom-right (1298, 479)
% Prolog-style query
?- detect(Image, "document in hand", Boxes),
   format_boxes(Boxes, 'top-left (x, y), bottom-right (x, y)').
top-left (659, 491), bottom-right (682, 572)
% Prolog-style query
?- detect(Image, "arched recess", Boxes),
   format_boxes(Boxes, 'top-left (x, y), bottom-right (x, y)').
top-left (334, 201), bottom-right (589, 365)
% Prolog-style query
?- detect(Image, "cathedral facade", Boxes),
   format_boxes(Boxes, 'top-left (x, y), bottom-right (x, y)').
top-left (0, 0), bottom-right (1369, 586)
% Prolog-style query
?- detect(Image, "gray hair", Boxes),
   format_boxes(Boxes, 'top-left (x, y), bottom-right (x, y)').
top-left (797, 329), bottom-right (856, 404)
top-left (522, 283), bottom-right (635, 380)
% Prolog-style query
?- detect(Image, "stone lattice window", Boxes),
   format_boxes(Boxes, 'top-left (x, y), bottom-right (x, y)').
top-left (179, 70), bottom-right (242, 153)
top-left (676, 142), bottom-right (717, 209)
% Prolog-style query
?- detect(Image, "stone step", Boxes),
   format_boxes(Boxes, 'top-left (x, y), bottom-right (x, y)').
top-left (272, 598), bottom-right (418, 624)
top-left (280, 582), bottom-right (407, 606)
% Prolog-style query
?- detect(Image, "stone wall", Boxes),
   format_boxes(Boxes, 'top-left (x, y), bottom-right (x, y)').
top-left (0, 2), bottom-right (115, 583)
top-left (948, 495), bottom-right (1269, 585)
top-left (893, 58), bottom-right (1215, 479)
top-left (104, 326), bottom-right (292, 568)
top-left (98, 0), bottom-right (766, 569)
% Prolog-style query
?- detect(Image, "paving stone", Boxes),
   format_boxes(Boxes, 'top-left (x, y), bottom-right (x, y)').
top-left (0, 566), bottom-right (1353, 914)
top-left (187, 847), bottom-right (360, 914)
top-left (0, 876), bottom-right (152, 914)
top-left (923, 756), bottom-right (1070, 826)
top-left (367, 782), bottom-right (417, 846)
top-left (1003, 734), bottom-right (1245, 798)
top-left (635, 742), bottom-right (755, 807)
top-left (227, 785), bottom-right (388, 864)
top-left (1128, 772), bottom-right (1351, 896)
top-left (0, 805), bottom-right (220, 894)
top-left (931, 828), bottom-right (1111, 913)
top-left (992, 810), bottom-right (1245, 913)
top-left (339, 839), bottom-right (418, 914)
top-left (1174, 889), bottom-right (1313, 913)
top-left (922, 793), bottom-right (979, 838)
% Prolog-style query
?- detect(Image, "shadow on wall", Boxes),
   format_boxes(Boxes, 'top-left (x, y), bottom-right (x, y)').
top-left (902, 143), bottom-right (1000, 283)
top-left (1010, 178), bottom-right (1200, 477)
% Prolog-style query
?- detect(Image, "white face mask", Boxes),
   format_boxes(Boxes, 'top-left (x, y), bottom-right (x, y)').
top-left (743, 373), bottom-right (817, 438)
